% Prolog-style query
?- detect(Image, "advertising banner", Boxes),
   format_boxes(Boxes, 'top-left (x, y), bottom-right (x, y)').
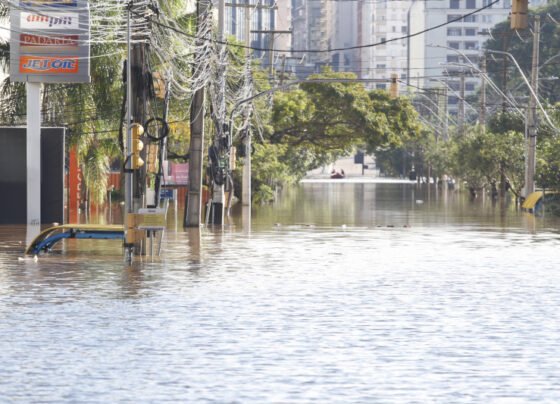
top-left (20, 12), bottom-right (80, 29)
top-left (21, 0), bottom-right (77, 6)
top-left (9, 0), bottom-right (90, 83)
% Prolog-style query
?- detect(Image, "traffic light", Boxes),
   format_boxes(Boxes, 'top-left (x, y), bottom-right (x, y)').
top-left (390, 73), bottom-right (398, 98)
top-left (131, 123), bottom-right (144, 169)
top-left (511, 0), bottom-right (528, 30)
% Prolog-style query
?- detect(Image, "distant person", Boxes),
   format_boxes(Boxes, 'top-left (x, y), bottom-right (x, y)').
top-left (341, 169), bottom-right (345, 177)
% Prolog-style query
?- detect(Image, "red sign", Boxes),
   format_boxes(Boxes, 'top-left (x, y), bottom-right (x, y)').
top-left (20, 34), bottom-right (79, 48)
top-left (68, 147), bottom-right (81, 223)
top-left (163, 162), bottom-right (189, 186)
top-left (20, 56), bottom-right (79, 74)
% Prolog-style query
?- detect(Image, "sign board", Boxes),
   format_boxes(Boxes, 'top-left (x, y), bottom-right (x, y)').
top-left (21, 0), bottom-right (78, 6)
top-left (163, 162), bottom-right (189, 186)
top-left (10, 0), bottom-right (90, 83)
top-left (160, 188), bottom-right (175, 200)
top-left (136, 208), bottom-right (167, 230)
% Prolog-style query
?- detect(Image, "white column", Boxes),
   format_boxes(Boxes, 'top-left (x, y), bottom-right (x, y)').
top-left (27, 82), bottom-right (42, 226)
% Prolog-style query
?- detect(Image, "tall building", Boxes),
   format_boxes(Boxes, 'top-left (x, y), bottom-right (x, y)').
top-left (330, 2), bottom-right (359, 73)
top-left (423, 0), bottom-right (513, 119)
top-left (358, 1), bottom-right (425, 92)
top-left (291, 0), bottom-right (334, 75)
top-left (224, 0), bottom-right (291, 70)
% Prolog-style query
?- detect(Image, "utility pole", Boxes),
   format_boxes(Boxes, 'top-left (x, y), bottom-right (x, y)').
top-left (458, 70), bottom-right (466, 135)
top-left (124, 0), bottom-right (151, 257)
top-left (525, 15), bottom-right (540, 196)
top-left (125, 3), bottom-right (134, 258)
top-left (251, 29), bottom-right (291, 84)
top-left (131, 17), bottom-right (148, 214)
top-left (242, 4), bottom-right (252, 207)
top-left (480, 55), bottom-right (486, 129)
top-left (226, 2), bottom-right (278, 208)
top-left (185, 0), bottom-right (212, 227)
top-left (210, 0), bottom-right (227, 225)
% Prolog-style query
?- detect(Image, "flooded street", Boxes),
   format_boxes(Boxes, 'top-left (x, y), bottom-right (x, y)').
top-left (1, 181), bottom-right (560, 402)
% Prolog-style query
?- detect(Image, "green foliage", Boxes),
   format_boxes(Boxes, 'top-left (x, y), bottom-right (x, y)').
top-left (536, 136), bottom-right (560, 189)
top-left (451, 128), bottom-right (525, 193)
top-left (253, 69), bottom-right (424, 188)
top-left (485, 1), bottom-right (560, 103)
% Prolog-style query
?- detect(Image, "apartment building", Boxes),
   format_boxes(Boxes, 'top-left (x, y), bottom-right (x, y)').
top-left (358, 1), bottom-right (425, 92)
top-left (291, 0), bottom-right (334, 75)
top-left (224, 0), bottom-right (291, 69)
top-left (423, 0), bottom-right (513, 118)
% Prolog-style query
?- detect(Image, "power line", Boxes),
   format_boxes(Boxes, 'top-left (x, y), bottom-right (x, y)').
top-left (139, 0), bottom-right (500, 54)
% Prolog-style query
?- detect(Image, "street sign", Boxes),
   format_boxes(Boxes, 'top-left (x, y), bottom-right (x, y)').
top-left (9, 0), bottom-right (91, 83)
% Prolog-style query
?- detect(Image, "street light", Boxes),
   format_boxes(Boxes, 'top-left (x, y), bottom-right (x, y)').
top-left (443, 61), bottom-right (524, 117)
top-left (485, 49), bottom-right (557, 132)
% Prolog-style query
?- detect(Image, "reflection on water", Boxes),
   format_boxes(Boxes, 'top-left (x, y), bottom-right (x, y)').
top-left (1, 182), bottom-right (559, 402)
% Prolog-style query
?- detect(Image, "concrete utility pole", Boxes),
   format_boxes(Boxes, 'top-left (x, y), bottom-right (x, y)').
top-left (124, 0), bottom-right (150, 257)
top-left (480, 55), bottom-right (486, 129)
top-left (458, 70), bottom-right (466, 135)
top-left (226, 2), bottom-right (279, 208)
top-left (525, 15), bottom-right (540, 196)
top-left (210, 0), bottom-right (227, 225)
top-left (242, 5), bottom-right (252, 207)
top-left (185, 0), bottom-right (212, 227)
top-left (131, 21), bottom-right (148, 213)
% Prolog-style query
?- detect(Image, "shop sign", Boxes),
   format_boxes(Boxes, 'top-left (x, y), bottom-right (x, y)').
top-left (20, 12), bottom-right (79, 29)
top-left (20, 56), bottom-right (79, 74)
top-left (20, 34), bottom-right (79, 48)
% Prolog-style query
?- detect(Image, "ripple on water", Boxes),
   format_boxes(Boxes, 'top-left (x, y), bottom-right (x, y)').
top-left (1, 183), bottom-right (560, 402)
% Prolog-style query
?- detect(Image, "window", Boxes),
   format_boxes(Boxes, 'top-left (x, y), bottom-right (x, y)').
top-left (464, 41), bottom-right (478, 50)
top-left (466, 83), bottom-right (476, 91)
top-left (380, 37), bottom-right (386, 43)
top-left (465, 28), bottom-right (477, 36)
top-left (503, 0), bottom-right (511, 8)
top-left (376, 64), bottom-right (386, 69)
top-left (463, 15), bottom-right (477, 22)
top-left (447, 55), bottom-right (459, 63)
top-left (482, 15), bottom-right (493, 23)
top-left (401, 25), bottom-right (407, 33)
top-left (448, 14), bottom-right (462, 22)
top-left (448, 96), bottom-right (459, 105)
top-left (466, 0), bottom-right (476, 8)
top-left (447, 27), bottom-right (462, 36)
top-left (483, 0), bottom-right (493, 7)
top-left (450, 0), bottom-right (460, 9)
top-left (376, 83), bottom-right (387, 90)
top-left (448, 41), bottom-right (461, 49)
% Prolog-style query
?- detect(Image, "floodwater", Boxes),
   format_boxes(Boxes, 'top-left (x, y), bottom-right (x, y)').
top-left (1, 180), bottom-right (560, 402)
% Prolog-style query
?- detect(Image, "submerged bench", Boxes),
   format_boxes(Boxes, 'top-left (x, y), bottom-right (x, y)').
top-left (25, 224), bottom-right (125, 256)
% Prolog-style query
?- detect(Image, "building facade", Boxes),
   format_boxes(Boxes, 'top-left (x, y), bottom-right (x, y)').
top-left (358, 1), bottom-right (425, 92)
top-left (423, 0), bottom-right (513, 118)
top-left (224, 0), bottom-right (291, 70)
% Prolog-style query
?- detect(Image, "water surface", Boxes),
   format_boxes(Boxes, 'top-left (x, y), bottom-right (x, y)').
top-left (1, 182), bottom-right (559, 402)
